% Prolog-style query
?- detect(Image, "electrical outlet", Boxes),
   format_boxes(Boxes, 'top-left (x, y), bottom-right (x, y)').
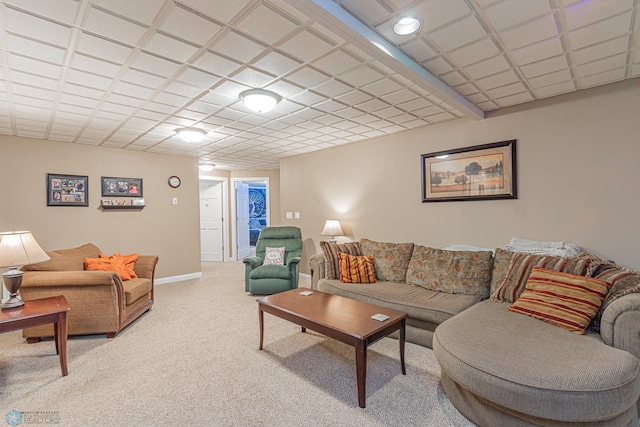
top-left (173, 197), bottom-right (178, 205)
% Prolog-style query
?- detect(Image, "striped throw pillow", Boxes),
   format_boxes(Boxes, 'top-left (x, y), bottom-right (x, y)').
top-left (490, 252), bottom-right (599, 303)
top-left (338, 252), bottom-right (377, 284)
top-left (320, 241), bottom-right (361, 280)
top-left (590, 267), bottom-right (640, 332)
top-left (508, 267), bottom-right (611, 334)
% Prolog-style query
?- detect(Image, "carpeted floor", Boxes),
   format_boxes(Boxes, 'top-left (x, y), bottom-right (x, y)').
top-left (0, 261), bottom-right (475, 426)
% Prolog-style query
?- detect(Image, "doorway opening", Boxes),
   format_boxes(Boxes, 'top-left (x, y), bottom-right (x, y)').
top-left (232, 177), bottom-right (269, 260)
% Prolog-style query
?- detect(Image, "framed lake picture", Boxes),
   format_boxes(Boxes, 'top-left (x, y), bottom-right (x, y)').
top-left (46, 173), bottom-right (89, 207)
top-left (421, 140), bottom-right (517, 203)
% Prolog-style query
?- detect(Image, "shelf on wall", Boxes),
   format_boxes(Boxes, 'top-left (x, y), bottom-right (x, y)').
top-left (100, 204), bottom-right (145, 210)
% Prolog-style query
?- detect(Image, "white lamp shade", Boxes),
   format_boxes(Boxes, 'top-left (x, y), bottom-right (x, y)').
top-left (321, 220), bottom-right (344, 237)
top-left (240, 89), bottom-right (281, 113)
top-left (176, 127), bottom-right (207, 143)
top-left (0, 231), bottom-right (50, 268)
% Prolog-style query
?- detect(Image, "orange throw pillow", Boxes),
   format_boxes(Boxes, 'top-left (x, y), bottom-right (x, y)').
top-left (338, 252), bottom-right (377, 284)
top-left (85, 257), bottom-right (131, 280)
top-left (99, 252), bottom-right (139, 280)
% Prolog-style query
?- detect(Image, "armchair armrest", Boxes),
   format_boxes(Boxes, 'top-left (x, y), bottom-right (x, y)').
top-left (309, 253), bottom-right (326, 290)
top-left (133, 255), bottom-right (158, 281)
top-left (286, 256), bottom-right (301, 268)
top-left (243, 256), bottom-right (263, 269)
top-left (600, 293), bottom-right (640, 360)
top-left (21, 270), bottom-right (121, 287)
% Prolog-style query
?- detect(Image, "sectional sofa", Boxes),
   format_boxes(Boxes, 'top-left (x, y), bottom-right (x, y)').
top-left (309, 238), bottom-right (640, 426)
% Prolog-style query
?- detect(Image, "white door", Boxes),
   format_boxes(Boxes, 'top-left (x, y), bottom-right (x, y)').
top-left (236, 182), bottom-right (251, 259)
top-left (200, 181), bottom-right (224, 262)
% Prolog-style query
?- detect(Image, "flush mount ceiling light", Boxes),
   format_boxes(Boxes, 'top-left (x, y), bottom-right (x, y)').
top-left (240, 89), bottom-right (281, 114)
top-left (198, 163), bottom-right (215, 172)
top-left (176, 127), bottom-right (207, 143)
top-left (393, 17), bottom-right (421, 35)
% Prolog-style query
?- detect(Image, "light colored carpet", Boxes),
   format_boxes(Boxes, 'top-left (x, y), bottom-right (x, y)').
top-left (0, 261), bottom-right (475, 426)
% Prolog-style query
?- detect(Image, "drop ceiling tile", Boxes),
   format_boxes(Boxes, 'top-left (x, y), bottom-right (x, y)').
top-left (144, 32), bottom-right (199, 63)
top-left (199, 90), bottom-right (237, 107)
top-left (285, 67), bottom-right (330, 87)
top-left (380, 89), bottom-right (419, 104)
top-left (9, 55), bottom-right (62, 79)
top-left (6, 35), bottom-right (66, 64)
top-left (338, 65), bottom-right (385, 87)
top-left (454, 83), bottom-right (479, 96)
top-left (89, 0), bottom-right (163, 25)
top-left (59, 93), bottom-right (100, 108)
top-left (152, 91), bottom-right (191, 108)
top-left (495, 92), bottom-right (534, 107)
top-left (428, 15), bottom-right (487, 52)
top-left (84, 6), bottom-right (146, 46)
top-left (314, 100), bottom-right (348, 113)
top-left (121, 68), bottom-right (166, 88)
top-left (511, 37), bottom-right (564, 65)
top-left (498, 15), bottom-right (558, 50)
top-left (212, 31), bottom-right (266, 63)
top-left (164, 80), bottom-right (203, 98)
top-left (488, 82), bottom-right (527, 98)
top-left (4, 0), bottom-right (80, 24)
top-left (400, 38), bottom-right (439, 63)
top-left (112, 81), bottom-right (155, 99)
top-left (229, 67), bottom-right (276, 88)
top-left (13, 95), bottom-right (54, 109)
top-left (253, 52), bottom-right (302, 77)
top-left (332, 108), bottom-right (362, 120)
top-left (192, 51), bottom-right (242, 77)
top-left (311, 79), bottom-right (353, 97)
top-left (463, 54), bottom-right (511, 80)
top-left (76, 32), bottom-right (133, 63)
top-left (529, 69), bottom-right (572, 88)
top-left (440, 71), bottom-right (467, 87)
top-left (264, 80), bottom-right (304, 98)
top-left (576, 53), bottom-right (627, 78)
top-left (407, 0), bottom-right (471, 33)
top-left (159, 5), bottom-right (222, 45)
top-left (448, 38), bottom-right (500, 67)
top-left (335, 90), bottom-right (373, 105)
top-left (66, 68), bottom-right (113, 90)
top-left (361, 78), bottom-right (404, 97)
top-left (236, 4), bottom-right (298, 44)
top-left (483, 0), bottom-right (552, 31)
top-left (288, 90), bottom-right (327, 105)
top-left (423, 57), bottom-right (454, 75)
top-left (313, 114), bottom-right (342, 126)
top-left (564, 0), bottom-right (634, 30)
top-left (476, 69), bottom-right (520, 90)
top-left (568, 13), bottom-right (633, 50)
top-left (520, 55), bottom-right (569, 79)
top-left (355, 98), bottom-right (389, 112)
top-left (573, 37), bottom-right (629, 65)
top-left (340, 0), bottom-right (390, 26)
top-left (396, 97), bottom-right (433, 112)
top-left (130, 52), bottom-right (182, 77)
top-left (279, 30), bottom-right (334, 62)
top-left (176, 67), bottom-right (221, 89)
top-left (70, 53), bottom-right (121, 78)
top-left (5, 8), bottom-right (72, 47)
top-left (180, 0), bottom-right (252, 24)
top-left (312, 50), bottom-right (361, 75)
top-left (534, 80), bottom-right (576, 98)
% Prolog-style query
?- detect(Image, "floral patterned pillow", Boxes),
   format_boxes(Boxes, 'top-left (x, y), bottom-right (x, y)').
top-left (360, 238), bottom-right (414, 282)
top-left (264, 247), bottom-right (285, 266)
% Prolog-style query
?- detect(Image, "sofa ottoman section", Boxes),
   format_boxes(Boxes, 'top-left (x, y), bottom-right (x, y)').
top-left (434, 300), bottom-right (640, 425)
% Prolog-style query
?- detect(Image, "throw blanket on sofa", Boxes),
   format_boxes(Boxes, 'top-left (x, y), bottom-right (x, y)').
top-left (505, 237), bottom-right (581, 257)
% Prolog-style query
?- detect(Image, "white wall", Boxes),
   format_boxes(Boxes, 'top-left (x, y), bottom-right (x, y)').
top-left (281, 79), bottom-right (640, 272)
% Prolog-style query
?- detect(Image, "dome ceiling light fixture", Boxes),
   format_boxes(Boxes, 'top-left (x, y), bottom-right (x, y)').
top-left (198, 163), bottom-right (215, 172)
top-left (240, 88), bottom-right (281, 114)
top-left (393, 17), bottom-right (421, 35)
top-left (176, 127), bottom-right (207, 143)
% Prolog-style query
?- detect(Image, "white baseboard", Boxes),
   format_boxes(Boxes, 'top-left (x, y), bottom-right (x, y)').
top-left (300, 273), bottom-right (311, 279)
top-left (155, 272), bottom-right (202, 285)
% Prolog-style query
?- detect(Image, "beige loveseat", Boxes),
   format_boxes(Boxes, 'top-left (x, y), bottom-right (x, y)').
top-left (310, 239), bottom-right (640, 426)
top-left (20, 243), bottom-right (158, 341)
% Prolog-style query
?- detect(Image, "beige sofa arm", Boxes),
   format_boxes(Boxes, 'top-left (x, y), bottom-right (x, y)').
top-left (134, 255), bottom-right (159, 281)
top-left (600, 293), bottom-right (640, 360)
top-left (309, 253), bottom-right (325, 290)
top-left (21, 270), bottom-right (121, 287)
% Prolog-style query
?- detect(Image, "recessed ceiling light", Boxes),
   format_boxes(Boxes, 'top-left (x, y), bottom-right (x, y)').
top-left (176, 127), bottom-right (207, 143)
top-left (240, 89), bottom-right (281, 114)
top-left (393, 17), bottom-right (421, 35)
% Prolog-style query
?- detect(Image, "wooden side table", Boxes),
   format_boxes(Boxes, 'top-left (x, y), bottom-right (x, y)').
top-left (0, 295), bottom-right (70, 376)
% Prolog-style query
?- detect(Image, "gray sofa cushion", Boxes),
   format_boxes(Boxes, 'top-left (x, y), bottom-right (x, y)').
top-left (317, 279), bottom-right (481, 325)
top-left (434, 300), bottom-right (640, 422)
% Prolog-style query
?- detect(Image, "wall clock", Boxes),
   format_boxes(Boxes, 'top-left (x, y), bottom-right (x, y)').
top-left (168, 176), bottom-right (181, 188)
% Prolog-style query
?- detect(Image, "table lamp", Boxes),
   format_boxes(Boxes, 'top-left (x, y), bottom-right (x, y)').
top-left (0, 231), bottom-right (50, 309)
top-left (321, 220), bottom-right (344, 243)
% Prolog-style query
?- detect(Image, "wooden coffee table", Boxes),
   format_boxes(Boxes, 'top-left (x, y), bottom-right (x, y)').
top-left (257, 288), bottom-right (407, 408)
top-left (0, 295), bottom-right (70, 376)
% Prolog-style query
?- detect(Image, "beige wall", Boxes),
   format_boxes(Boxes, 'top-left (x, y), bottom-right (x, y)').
top-left (0, 137), bottom-right (201, 279)
top-left (281, 79), bottom-right (640, 272)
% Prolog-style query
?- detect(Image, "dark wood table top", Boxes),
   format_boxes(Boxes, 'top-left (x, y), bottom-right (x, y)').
top-left (257, 288), bottom-right (407, 340)
top-left (0, 295), bottom-right (70, 325)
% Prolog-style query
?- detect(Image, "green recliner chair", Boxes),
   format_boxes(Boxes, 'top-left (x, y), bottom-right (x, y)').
top-left (243, 226), bottom-right (302, 295)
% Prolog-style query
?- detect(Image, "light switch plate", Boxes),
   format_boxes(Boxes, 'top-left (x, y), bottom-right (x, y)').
top-left (294, 212), bottom-right (300, 219)
top-left (286, 211), bottom-right (293, 219)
